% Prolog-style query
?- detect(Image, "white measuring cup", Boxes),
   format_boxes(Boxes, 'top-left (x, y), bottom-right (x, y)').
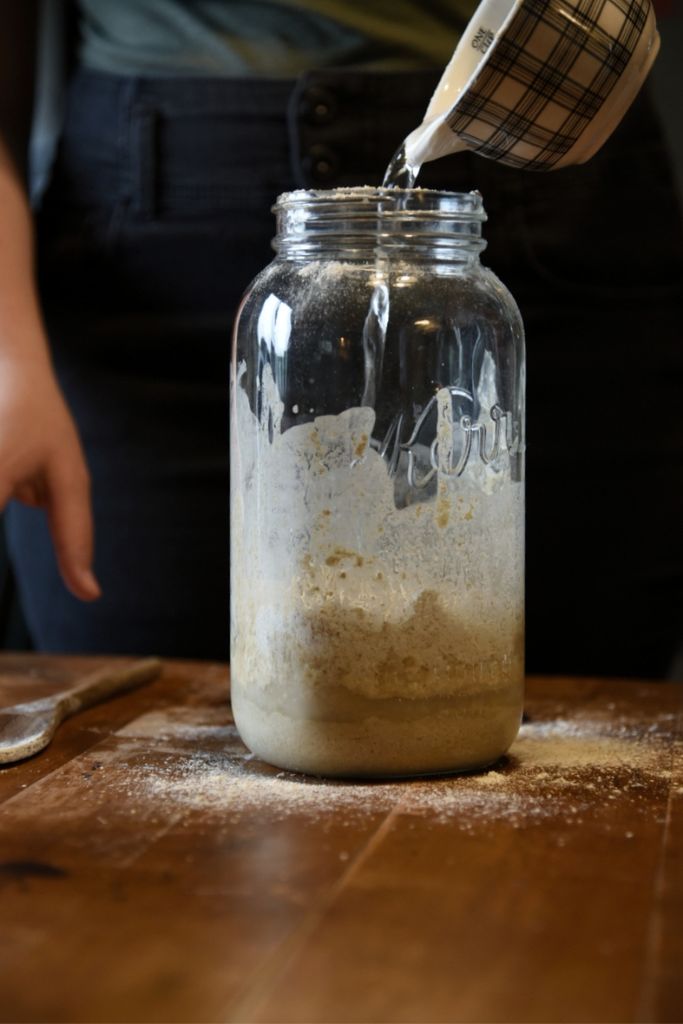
top-left (386, 0), bottom-right (659, 183)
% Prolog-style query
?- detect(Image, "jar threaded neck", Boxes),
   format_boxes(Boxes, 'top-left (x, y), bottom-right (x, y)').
top-left (273, 187), bottom-right (487, 261)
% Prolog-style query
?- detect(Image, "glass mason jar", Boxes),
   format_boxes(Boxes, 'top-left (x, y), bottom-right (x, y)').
top-left (231, 187), bottom-right (525, 778)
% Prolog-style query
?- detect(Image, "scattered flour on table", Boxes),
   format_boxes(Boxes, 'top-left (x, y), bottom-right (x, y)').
top-left (114, 705), bottom-right (677, 829)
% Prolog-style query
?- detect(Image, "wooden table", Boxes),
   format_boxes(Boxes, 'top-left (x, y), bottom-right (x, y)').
top-left (0, 655), bottom-right (681, 1024)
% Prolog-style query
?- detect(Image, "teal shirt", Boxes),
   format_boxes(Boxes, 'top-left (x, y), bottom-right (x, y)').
top-left (77, 0), bottom-right (476, 77)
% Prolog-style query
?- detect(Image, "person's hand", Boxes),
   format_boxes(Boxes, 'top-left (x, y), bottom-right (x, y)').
top-left (0, 354), bottom-right (101, 601)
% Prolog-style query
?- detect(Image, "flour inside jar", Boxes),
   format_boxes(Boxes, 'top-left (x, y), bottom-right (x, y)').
top-left (231, 360), bottom-right (524, 777)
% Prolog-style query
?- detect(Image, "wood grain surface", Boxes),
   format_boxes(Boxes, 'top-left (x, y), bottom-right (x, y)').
top-left (0, 655), bottom-right (681, 1024)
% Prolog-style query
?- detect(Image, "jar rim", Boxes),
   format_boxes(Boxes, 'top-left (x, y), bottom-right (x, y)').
top-left (272, 186), bottom-right (487, 259)
top-left (273, 186), bottom-right (485, 219)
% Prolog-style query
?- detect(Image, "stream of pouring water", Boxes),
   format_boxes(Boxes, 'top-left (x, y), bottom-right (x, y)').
top-left (360, 133), bottom-right (425, 439)
top-left (360, 131), bottom-right (427, 435)
top-left (363, 46), bottom-right (473, 441)
top-left (382, 143), bottom-right (421, 190)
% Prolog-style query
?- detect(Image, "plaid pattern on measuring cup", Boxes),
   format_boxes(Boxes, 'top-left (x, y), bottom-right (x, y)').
top-left (405, 0), bottom-right (660, 173)
top-left (449, 0), bottom-right (659, 169)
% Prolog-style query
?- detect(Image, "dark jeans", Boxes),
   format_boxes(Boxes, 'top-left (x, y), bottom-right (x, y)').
top-left (5, 67), bottom-right (683, 674)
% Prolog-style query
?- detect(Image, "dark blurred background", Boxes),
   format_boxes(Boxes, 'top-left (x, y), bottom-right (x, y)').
top-left (1, 0), bottom-right (681, 672)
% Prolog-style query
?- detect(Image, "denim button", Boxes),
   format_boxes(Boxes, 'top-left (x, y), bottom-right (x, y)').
top-left (304, 144), bottom-right (340, 183)
top-left (299, 86), bottom-right (337, 125)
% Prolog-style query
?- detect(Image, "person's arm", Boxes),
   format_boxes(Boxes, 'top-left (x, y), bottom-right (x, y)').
top-left (0, 2), bottom-right (100, 601)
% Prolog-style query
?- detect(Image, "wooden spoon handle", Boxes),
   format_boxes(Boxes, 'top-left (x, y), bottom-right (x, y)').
top-left (58, 658), bottom-right (163, 717)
